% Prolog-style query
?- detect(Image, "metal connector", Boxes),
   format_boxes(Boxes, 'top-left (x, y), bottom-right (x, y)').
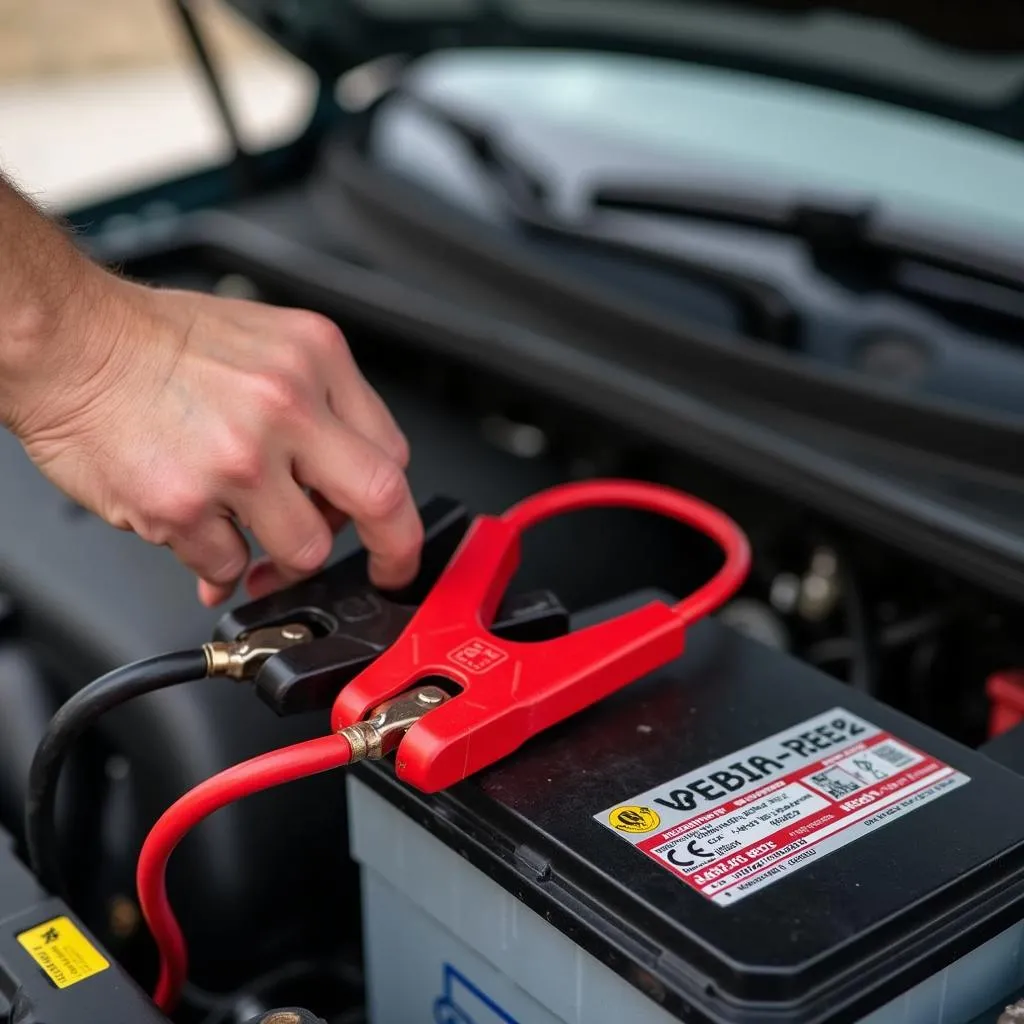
top-left (338, 684), bottom-right (450, 762)
top-left (203, 623), bottom-right (314, 680)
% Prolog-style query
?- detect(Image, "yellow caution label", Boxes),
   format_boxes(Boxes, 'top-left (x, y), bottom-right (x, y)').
top-left (608, 805), bottom-right (661, 834)
top-left (17, 916), bottom-right (110, 989)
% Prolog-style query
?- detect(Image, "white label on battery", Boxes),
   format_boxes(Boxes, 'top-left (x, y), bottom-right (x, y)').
top-left (595, 707), bottom-right (970, 906)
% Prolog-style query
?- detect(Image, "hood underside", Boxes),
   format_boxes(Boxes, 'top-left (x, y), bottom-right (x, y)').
top-left (224, 0), bottom-right (1024, 142)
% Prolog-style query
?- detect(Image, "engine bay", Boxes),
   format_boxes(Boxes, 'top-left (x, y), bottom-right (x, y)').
top-left (2, 218), bottom-right (1024, 1022)
top-left (5, 12), bottom-right (1024, 1021)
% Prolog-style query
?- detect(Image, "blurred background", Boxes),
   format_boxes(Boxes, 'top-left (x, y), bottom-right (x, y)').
top-left (0, 0), bottom-right (316, 209)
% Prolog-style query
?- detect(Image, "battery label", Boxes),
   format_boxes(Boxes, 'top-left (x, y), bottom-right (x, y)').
top-left (595, 707), bottom-right (970, 906)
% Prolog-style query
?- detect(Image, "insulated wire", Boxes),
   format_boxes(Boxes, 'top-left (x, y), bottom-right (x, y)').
top-left (137, 734), bottom-right (355, 1013)
top-left (500, 478), bottom-right (751, 627)
top-left (840, 555), bottom-right (877, 694)
top-left (25, 649), bottom-right (209, 896)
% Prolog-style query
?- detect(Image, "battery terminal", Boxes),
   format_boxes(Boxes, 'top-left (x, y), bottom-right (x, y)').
top-left (339, 684), bottom-right (451, 762)
top-left (203, 623), bottom-right (315, 680)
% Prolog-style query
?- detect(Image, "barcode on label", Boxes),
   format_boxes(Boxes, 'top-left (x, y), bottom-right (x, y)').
top-left (872, 743), bottom-right (914, 768)
top-left (808, 768), bottom-right (861, 799)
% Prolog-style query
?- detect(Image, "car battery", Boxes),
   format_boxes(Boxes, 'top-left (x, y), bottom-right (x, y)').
top-left (347, 590), bottom-right (1024, 1024)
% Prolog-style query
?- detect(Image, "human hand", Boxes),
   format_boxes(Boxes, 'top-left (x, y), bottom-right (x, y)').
top-left (6, 265), bottom-right (423, 606)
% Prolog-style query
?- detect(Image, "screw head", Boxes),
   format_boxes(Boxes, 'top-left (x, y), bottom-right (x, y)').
top-left (261, 1013), bottom-right (302, 1024)
top-left (417, 690), bottom-right (443, 705)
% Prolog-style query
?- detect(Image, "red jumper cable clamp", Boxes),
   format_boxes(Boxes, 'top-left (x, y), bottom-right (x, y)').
top-left (331, 478), bottom-right (752, 792)
top-left (134, 478), bottom-right (750, 1012)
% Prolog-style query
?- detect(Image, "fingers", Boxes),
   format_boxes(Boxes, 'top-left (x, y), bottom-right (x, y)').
top-left (277, 306), bottom-right (409, 468)
top-left (295, 318), bottom-right (417, 581)
top-left (244, 478), bottom-right (335, 591)
top-left (166, 515), bottom-right (251, 608)
top-left (311, 488), bottom-right (352, 534)
top-left (296, 422), bottom-right (422, 590)
top-left (328, 373), bottom-right (410, 469)
top-left (190, 400), bottom-right (416, 604)
top-left (244, 491), bottom-right (349, 599)
top-left (243, 561), bottom-right (285, 601)
top-left (155, 303), bottom-right (421, 604)
top-left (198, 578), bottom-right (233, 607)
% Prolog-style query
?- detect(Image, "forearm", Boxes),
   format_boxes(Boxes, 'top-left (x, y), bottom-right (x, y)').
top-left (1, 169), bottom-right (422, 600)
top-left (0, 176), bottom-right (105, 432)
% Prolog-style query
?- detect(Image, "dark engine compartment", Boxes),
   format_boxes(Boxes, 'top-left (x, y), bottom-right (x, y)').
top-left (3, 94), bottom-right (1024, 1022)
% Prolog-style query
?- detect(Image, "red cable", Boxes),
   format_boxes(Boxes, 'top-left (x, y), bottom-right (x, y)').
top-left (501, 479), bottom-right (751, 623)
top-left (136, 734), bottom-right (353, 1013)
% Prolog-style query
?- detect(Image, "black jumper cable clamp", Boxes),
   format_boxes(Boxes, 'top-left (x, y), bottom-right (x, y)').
top-left (213, 496), bottom-right (571, 719)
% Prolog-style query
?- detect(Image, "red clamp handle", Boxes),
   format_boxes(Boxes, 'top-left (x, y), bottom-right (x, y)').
top-left (331, 479), bottom-right (751, 791)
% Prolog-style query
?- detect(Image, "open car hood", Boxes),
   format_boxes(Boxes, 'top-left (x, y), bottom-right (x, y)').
top-left (226, 0), bottom-right (1024, 141)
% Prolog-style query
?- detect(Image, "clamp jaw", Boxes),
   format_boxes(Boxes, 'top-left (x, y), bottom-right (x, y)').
top-left (214, 497), bottom-right (569, 717)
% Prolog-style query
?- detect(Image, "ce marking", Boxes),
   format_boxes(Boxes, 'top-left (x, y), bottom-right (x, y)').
top-left (666, 840), bottom-right (716, 870)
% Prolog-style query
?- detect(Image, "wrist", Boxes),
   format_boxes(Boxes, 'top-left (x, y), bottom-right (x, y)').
top-left (0, 177), bottom-right (132, 437)
top-left (0, 254), bottom-right (129, 438)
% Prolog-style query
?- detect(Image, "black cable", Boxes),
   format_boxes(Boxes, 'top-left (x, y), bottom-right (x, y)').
top-left (840, 556), bottom-right (877, 694)
top-left (25, 650), bottom-right (208, 896)
top-left (798, 545), bottom-right (878, 694)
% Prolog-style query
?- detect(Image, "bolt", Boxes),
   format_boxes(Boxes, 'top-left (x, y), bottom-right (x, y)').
top-left (261, 1013), bottom-right (302, 1024)
top-left (281, 626), bottom-right (307, 642)
top-left (417, 690), bottom-right (443, 705)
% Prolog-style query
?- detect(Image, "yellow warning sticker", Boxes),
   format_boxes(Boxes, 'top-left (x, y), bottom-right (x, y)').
top-left (608, 805), bottom-right (661, 834)
top-left (17, 915), bottom-right (110, 989)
